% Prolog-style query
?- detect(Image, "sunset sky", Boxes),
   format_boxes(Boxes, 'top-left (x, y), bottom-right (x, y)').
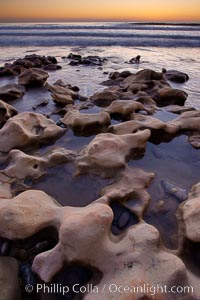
top-left (0, 0), bottom-right (200, 22)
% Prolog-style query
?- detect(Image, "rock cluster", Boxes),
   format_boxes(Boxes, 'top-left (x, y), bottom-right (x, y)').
top-left (0, 54), bottom-right (61, 77)
top-left (0, 61), bottom-right (199, 300)
top-left (68, 53), bottom-right (107, 66)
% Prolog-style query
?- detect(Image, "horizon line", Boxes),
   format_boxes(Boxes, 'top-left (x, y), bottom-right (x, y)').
top-left (0, 18), bottom-right (200, 24)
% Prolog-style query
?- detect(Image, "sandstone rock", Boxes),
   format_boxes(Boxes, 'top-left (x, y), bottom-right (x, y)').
top-left (3, 148), bottom-right (75, 182)
top-left (48, 83), bottom-right (78, 105)
top-left (153, 87), bottom-right (188, 107)
top-left (98, 167), bottom-right (154, 217)
top-left (18, 68), bottom-right (49, 87)
top-left (0, 100), bottom-right (18, 128)
top-left (90, 88), bottom-right (118, 107)
top-left (0, 112), bottom-right (66, 152)
top-left (109, 114), bottom-right (178, 143)
top-left (0, 190), bottom-right (197, 299)
top-left (163, 69), bottom-right (189, 83)
top-left (0, 257), bottom-right (21, 300)
top-left (43, 64), bottom-right (62, 71)
top-left (68, 53), bottom-right (106, 66)
top-left (164, 105), bottom-right (195, 114)
top-left (122, 69), bottom-right (188, 107)
top-left (168, 110), bottom-right (200, 148)
top-left (61, 109), bottom-right (111, 135)
top-left (0, 173), bottom-right (12, 198)
top-left (76, 130), bottom-right (150, 177)
top-left (0, 66), bottom-right (17, 77)
top-left (0, 84), bottom-right (25, 101)
top-left (178, 182), bottom-right (200, 243)
top-left (104, 100), bottom-right (152, 120)
top-left (90, 86), bottom-right (134, 107)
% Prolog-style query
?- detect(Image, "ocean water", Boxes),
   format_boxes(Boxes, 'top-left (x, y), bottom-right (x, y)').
top-left (0, 22), bottom-right (200, 47)
top-left (0, 22), bottom-right (200, 108)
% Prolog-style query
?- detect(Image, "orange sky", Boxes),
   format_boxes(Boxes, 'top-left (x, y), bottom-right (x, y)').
top-left (0, 0), bottom-right (200, 22)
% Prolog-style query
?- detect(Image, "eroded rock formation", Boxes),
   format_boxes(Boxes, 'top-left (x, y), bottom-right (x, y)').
top-left (76, 130), bottom-right (150, 177)
top-left (61, 109), bottom-right (111, 135)
top-left (0, 112), bottom-right (66, 152)
top-left (0, 190), bottom-right (197, 299)
top-left (18, 68), bottom-right (49, 87)
top-left (97, 167), bottom-right (155, 217)
top-left (0, 84), bottom-right (25, 101)
top-left (0, 100), bottom-right (18, 128)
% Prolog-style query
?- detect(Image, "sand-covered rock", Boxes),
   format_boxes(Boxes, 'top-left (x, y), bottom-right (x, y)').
top-left (0, 257), bottom-right (21, 300)
top-left (163, 105), bottom-right (195, 114)
top-left (0, 190), bottom-right (195, 300)
top-left (178, 182), bottom-right (200, 243)
top-left (98, 167), bottom-right (155, 217)
top-left (109, 114), bottom-right (178, 143)
top-left (122, 69), bottom-right (188, 107)
top-left (48, 82), bottom-right (78, 105)
top-left (61, 109), bottom-right (111, 135)
top-left (163, 69), bottom-right (189, 83)
top-left (18, 68), bottom-right (49, 87)
top-left (76, 130), bottom-right (150, 177)
top-left (90, 87), bottom-right (133, 107)
top-left (168, 110), bottom-right (200, 148)
top-left (0, 112), bottom-right (66, 152)
top-left (3, 148), bottom-right (75, 182)
top-left (0, 100), bottom-right (18, 128)
top-left (153, 87), bottom-right (188, 107)
top-left (104, 100), bottom-right (152, 119)
top-left (0, 84), bottom-right (25, 101)
top-left (0, 54), bottom-right (59, 77)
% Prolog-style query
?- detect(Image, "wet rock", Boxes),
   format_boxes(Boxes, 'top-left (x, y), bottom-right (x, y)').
top-left (163, 69), bottom-right (189, 83)
top-left (122, 69), bottom-right (188, 107)
top-left (43, 64), bottom-right (62, 71)
top-left (18, 68), bottom-right (49, 87)
top-left (0, 84), bottom-right (25, 101)
top-left (161, 180), bottom-right (188, 202)
top-left (76, 130), bottom-right (150, 177)
top-left (129, 55), bottom-right (141, 64)
top-left (0, 112), bottom-right (66, 152)
top-left (68, 53), bottom-right (106, 66)
top-left (32, 98), bottom-right (49, 110)
top-left (98, 167), bottom-right (154, 217)
top-left (164, 105), bottom-right (195, 114)
top-left (61, 109), bottom-right (111, 135)
top-left (0, 54), bottom-right (59, 78)
top-left (109, 114), bottom-right (178, 143)
top-left (0, 257), bottom-right (21, 300)
top-left (90, 88), bottom-right (118, 106)
top-left (0, 66), bottom-right (17, 77)
top-left (178, 182), bottom-right (200, 243)
top-left (47, 83), bottom-right (78, 105)
top-left (1, 148), bottom-right (75, 195)
top-left (153, 87), bottom-right (188, 107)
top-left (90, 86), bottom-right (133, 107)
top-left (104, 100), bottom-right (152, 120)
top-left (0, 100), bottom-right (18, 128)
top-left (0, 190), bottom-right (197, 299)
top-left (168, 110), bottom-right (200, 148)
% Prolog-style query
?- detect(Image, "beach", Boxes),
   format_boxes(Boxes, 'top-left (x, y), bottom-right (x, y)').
top-left (0, 22), bottom-right (200, 300)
